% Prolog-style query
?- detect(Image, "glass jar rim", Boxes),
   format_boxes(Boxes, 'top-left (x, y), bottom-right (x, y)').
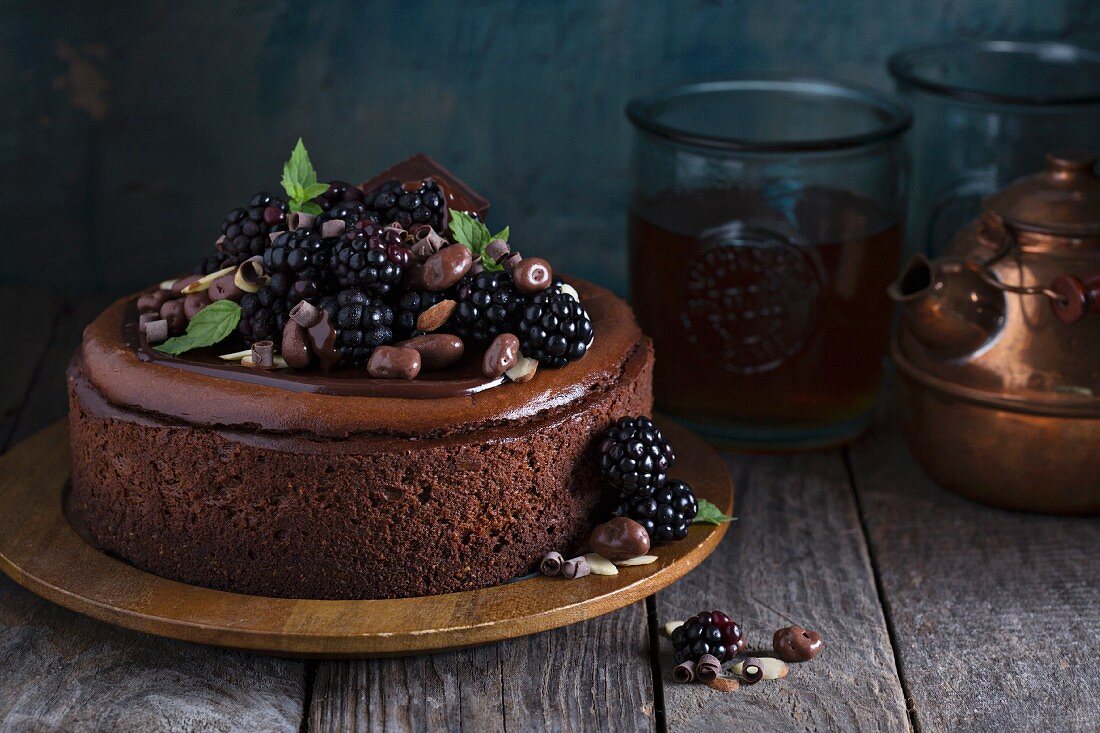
top-left (625, 76), bottom-right (912, 153)
top-left (889, 39), bottom-right (1100, 106)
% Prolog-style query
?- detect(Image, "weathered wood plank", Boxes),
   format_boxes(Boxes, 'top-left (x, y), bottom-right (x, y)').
top-left (0, 290), bottom-right (309, 733)
top-left (848, 420), bottom-right (1100, 732)
top-left (658, 451), bottom-right (911, 732)
top-left (310, 602), bottom-right (655, 733)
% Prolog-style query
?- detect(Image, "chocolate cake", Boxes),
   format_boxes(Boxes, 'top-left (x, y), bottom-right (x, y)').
top-left (67, 145), bottom-right (655, 600)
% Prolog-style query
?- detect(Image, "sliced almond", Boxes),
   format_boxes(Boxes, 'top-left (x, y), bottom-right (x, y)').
top-left (614, 555), bottom-right (658, 566)
top-left (159, 278), bottom-right (179, 291)
top-left (663, 620), bottom-right (684, 638)
top-left (416, 299), bottom-right (456, 332)
top-left (505, 355), bottom-right (538, 383)
top-left (234, 256), bottom-right (268, 293)
top-left (181, 265), bottom-right (235, 294)
top-left (218, 349), bottom-right (253, 361)
top-left (559, 282), bottom-right (581, 303)
top-left (732, 657), bottom-right (788, 680)
top-left (583, 553), bottom-right (618, 576)
top-left (707, 676), bottom-right (741, 693)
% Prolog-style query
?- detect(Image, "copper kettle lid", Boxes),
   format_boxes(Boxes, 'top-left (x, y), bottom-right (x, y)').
top-left (984, 152), bottom-right (1100, 237)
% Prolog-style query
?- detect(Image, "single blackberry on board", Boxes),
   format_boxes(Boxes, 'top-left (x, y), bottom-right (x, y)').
top-left (449, 270), bottom-right (525, 348)
top-left (329, 222), bottom-right (409, 294)
top-left (219, 192), bottom-right (288, 264)
top-left (598, 415), bottom-right (676, 495)
top-left (238, 285), bottom-right (291, 345)
top-left (671, 611), bottom-right (745, 664)
top-left (365, 178), bottom-right (447, 230)
top-left (516, 282), bottom-right (593, 367)
top-left (393, 289), bottom-right (446, 338)
top-left (614, 478), bottom-right (698, 544)
top-left (324, 288), bottom-right (395, 367)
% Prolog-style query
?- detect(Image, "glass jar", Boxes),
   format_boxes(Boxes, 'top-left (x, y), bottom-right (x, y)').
top-left (889, 40), bottom-right (1100, 256)
top-left (626, 78), bottom-right (911, 450)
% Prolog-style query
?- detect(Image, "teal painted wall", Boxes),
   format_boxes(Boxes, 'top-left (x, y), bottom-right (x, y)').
top-left (4, 1), bottom-right (1099, 296)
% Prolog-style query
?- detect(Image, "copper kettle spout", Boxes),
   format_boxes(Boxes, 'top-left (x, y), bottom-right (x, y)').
top-left (888, 254), bottom-right (1006, 359)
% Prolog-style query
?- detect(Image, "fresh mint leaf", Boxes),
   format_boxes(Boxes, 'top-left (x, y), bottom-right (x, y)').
top-left (491, 226), bottom-right (509, 242)
top-left (281, 138), bottom-right (327, 213)
top-left (298, 201), bottom-right (323, 216)
top-left (692, 498), bottom-right (735, 526)
top-left (154, 300), bottom-right (242, 356)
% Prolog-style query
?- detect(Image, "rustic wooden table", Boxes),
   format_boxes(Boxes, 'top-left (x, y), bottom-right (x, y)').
top-left (0, 288), bottom-right (1097, 732)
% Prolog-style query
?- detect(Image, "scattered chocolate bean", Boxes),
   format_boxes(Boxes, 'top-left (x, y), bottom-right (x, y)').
top-left (418, 243), bottom-right (472, 291)
top-left (367, 345), bottom-right (421, 380)
top-left (485, 238), bottom-right (511, 263)
top-left (416, 299), bottom-right (456, 332)
top-left (289, 300), bottom-right (323, 329)
top-left (251, 340), bottom-right (275, 369)
top-left (513, 257), bottom-right (554, 295)
top-left (321, 218), bottom-right (346, 238)
top-left (695, 654), bottom-right (721, 683)
top-left (170, 274), bottom-right (202, 294)
top-left (159, 299), bottom-right (187, 335)
top-left (588, 517), bottom-right (651, 561)
top-left (672, 661), bottom-right (696, 684)
top-left (183, 291), bottom-right (211, 320)
top-left (482, 333), bottom-right (520, 378)
top-left (561, 556), bottom-right (590, 579)
top-left (539, 551), bottom-right (564, 576)
top-left (208, 273), bottom-right (243, 302)
top-left (136, 289), bottom-right (171, 314)
top-left (281, 320), bottom-right (311, 369)
top-left (142, 318), bottom-right (168, 344)
top-left (288, 211), bottom-right (315, 231)
top-left (396, 334), bottom-right (464, 370)
top-left (740, 657), bottom-right (763, 685)
top-left (706, 676), bottom-right (741, 693)
top-left (773, 625), bottom-right (824, 662)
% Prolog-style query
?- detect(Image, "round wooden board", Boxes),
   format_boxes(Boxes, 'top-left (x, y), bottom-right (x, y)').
top-left (0, 419), bottom-right (732, 658)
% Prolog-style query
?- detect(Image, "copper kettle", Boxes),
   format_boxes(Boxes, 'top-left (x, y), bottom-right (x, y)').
top-left (889, 153), bottom-right (1100, 514)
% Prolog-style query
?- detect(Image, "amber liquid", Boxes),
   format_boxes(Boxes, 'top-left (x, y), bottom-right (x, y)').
top-left (629, 187), bottom-right (901, 446)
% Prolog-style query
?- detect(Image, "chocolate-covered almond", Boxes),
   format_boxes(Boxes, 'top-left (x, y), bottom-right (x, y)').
top-left (419, 244), bottom-right (472, 291)
top-left (588, 517), bottom-right (651, 561)
top-left (773, 625), bottom-right (824, 662)
top-left (183, 291), bottom-right (211, 320)
top-left (208, 273), bottom-right (244, 302)
top-left (136, 289), bottom-right (171, 314)
top-left (281, 320), bottom-right (311, 369)
top-left (170, 274), bottom-right (202, 294)
top-left (482, 333), bottom-right (520, 378)
top-left (159, 298), bottom-right (187, 335)
top-left (513, 257), bottom-right (553, 295)
top-left (367, 345), bottom-right (421, 380)
top-left (397, 334), bottom-right (465, 370)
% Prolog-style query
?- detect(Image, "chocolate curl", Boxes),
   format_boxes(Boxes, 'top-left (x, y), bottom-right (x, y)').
top-left (539, 551), bottom-right (564, 576)
top-left (288, 211), bottom-right (315, 231)
top-left (142, 319), bottom-right (168, 344)
top-left (321, 219), bottom-right (346, 238)
top-left (468, 259), bottom-right (485, 275)
top-left (251, 340), bottom-right (275, 369)
top-left (410, 226), bottom-right (448, 261)
top-left (672, 661), bottom-right (695, 684)
top-left (234, 256), bottom-right (267, 293)
top-left (499, 252), bottom-right (522, 272)
top-left (485, 238), bottom-right (511, 263)
top-left (561, 556), bottom-right (590, 579)
top-left (289, 300), bottom-right (323, 329)
top-left (740, 657), bottom-right (763, 685)
top-left (138, 312), bottom-right (159, 328)
top-left (695, 654), bottom-right (721, 683)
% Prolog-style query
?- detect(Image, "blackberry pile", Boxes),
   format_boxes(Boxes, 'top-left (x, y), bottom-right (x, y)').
top-left (219, 192), bottom-right (288, 264)
top-left (364, 178), bottom-right (447, 230)
top-left (451, 271), bottom-right (526, 347)
top-left (600, 416), bottom-right (698, 545)
top-left (671, 611), bottom-right (745, 664)
top-left (517, 283), bottom-right (593, 367)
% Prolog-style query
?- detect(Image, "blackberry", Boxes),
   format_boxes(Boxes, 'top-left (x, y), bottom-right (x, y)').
top-left (263, 229), bottom-right (331, 279)
top-left (450, 270), bottom-right (525, 347)
top-left (330, 222), bottom-right (410, 294)
top-left (313, 180), bottom-right (365, 213)
top-left (615, 479), bottom-right (698, 544)
top-left (671, 611), bottom-right (745, 664)
top-left (598, 416), bottom-right (676, 495)
top-left (517, 283), bottom-right (594, 367)
top-left (394, 289), bottom-right (445, 339)
top-left (192, 253), bottom-right (228, 276)
top-left (324, 288), bottom-right (395, 367)
top-left (365, 178), bottom-right (447, 230)
top-left (219, 192), bottom-right (288, 264)
top-left (238, 285), bottom-right (291, 345)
